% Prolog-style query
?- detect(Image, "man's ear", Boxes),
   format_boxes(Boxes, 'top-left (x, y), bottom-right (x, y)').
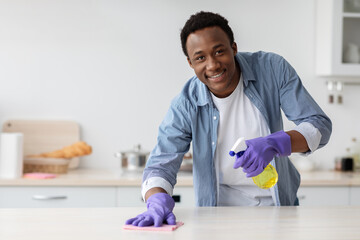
top-left (187, 57), bottom-right (194, 69)
top-left (232, 42), bottom-right (238, 55)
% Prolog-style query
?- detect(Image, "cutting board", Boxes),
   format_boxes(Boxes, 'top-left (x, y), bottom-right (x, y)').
top-left (2, 120), bottom-right (80, 169)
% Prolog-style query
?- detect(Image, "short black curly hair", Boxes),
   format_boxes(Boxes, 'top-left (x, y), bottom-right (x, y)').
top-left (180, 11), bottom-right (234, 57)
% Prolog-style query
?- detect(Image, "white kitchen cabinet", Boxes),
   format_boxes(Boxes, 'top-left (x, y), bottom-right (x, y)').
top-left (116, 186), bottom-right (195, 207)
top-left (297, 186), bottom-right (350, 206)
top-left (117, 187), bottom-right (144, 207)
top-left (349, 187), bottom-right (360, 205)
top-left (172, 187), bottom-right (195, 207)
top-left (316, 0), bottom-right (360, 76)
top-left (0, 186), bottom-right (117, 208)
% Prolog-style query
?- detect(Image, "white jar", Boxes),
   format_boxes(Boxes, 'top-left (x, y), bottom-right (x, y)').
top-left (343, 43), bottom-right (360, 63)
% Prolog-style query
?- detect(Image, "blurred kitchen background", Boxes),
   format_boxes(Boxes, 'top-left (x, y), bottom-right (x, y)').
top-left (0, 0), bottom-right (359, 171)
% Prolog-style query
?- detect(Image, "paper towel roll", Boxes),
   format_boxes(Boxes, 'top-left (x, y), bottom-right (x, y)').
top-left (0, 133), bottom-right (24, 179)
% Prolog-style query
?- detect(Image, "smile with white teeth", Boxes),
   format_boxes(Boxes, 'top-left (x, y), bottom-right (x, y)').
top-left (208, 70), bottom-right (225, 79)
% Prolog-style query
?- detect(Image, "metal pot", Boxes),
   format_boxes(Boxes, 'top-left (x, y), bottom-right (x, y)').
top-left (114, 144), bottom-right (149, 171)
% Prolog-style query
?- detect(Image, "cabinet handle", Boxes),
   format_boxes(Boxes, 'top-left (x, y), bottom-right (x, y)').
top-left (32, 195), bottom-right (67, 200)
top-left (172, 195), bottom-right (181, 203)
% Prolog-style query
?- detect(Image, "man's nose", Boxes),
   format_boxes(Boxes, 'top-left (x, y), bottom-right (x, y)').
top-left (206, 57), bottom-right (220, 71)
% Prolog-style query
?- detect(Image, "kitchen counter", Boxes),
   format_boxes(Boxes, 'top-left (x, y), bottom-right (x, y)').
top-left (0, 168), bottom-right (192, 186)
top-left (0, 168), bottom-right (359, 187)
top-left (300, 170), bottom-right (360, 186)
top-left (0, 206), bottom-right (359, 240)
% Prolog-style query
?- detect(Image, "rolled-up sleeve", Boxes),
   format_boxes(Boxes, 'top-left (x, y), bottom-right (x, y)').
top-left (141, 176), bottom-right (174, 201)
top-left (293, 122), bottom-right (322, 154)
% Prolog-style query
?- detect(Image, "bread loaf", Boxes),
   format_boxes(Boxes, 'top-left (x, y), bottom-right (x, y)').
top-left (29, 141), bottom-right (92, 159)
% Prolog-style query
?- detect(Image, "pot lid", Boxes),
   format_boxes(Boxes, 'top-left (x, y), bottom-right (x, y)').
top-left (115, 144), bottom-right (150, 157)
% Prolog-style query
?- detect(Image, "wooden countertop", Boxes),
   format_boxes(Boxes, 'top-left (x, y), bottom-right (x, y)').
top-left (0, 206), bottom-right (359, 240)
top-left (0, 168), bottom-right (359, 187)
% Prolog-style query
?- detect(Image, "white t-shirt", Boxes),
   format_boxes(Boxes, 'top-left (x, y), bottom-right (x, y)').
top-left (211, 74), bottom-right (273, 206)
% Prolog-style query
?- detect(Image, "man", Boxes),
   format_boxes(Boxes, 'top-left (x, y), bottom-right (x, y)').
top-left (126, 11), bottom-right (332, 227)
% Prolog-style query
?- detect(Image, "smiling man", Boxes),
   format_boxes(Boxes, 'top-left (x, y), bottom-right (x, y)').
top-left (186, 25), bottom-right (240, 98)
top-left (126, 11), bottom-right (332, 227)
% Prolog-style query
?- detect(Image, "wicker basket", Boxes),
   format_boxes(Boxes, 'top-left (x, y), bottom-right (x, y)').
top-left (23, 157), bottom-right (71, 174)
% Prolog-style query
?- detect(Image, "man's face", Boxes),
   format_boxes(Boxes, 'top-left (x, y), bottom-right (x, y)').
top-left (186, 26), bottom-right (239, 98)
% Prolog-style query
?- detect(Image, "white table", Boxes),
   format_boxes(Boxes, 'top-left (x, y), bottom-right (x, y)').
top-left (0, 206), bottom-right (359, 240)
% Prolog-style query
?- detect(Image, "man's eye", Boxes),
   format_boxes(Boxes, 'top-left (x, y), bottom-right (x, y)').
top-left (215, 50), bottom-right (224, 55)
top-left (196, 56), bottom-right (205, 61)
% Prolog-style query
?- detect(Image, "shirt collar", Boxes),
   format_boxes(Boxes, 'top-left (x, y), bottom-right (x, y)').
top-left (235, 53), bottom-right (256, 87)
top-left (195, 52), bottom-right (256, 106)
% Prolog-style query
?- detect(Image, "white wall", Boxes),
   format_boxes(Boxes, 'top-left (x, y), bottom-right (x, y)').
top-left (0, 0), bottom-right (359, 170)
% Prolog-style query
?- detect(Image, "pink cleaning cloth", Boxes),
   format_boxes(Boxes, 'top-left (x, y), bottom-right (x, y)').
top-left (23, 173), bottom-right (57, 179)
top-left (123, 221), bottom-right (184, 231)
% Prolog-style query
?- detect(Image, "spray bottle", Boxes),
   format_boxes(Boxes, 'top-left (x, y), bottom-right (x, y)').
top-left (229, 137), bottom-right (278, 189)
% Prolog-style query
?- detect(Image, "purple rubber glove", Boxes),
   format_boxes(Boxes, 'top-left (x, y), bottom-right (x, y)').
top-left (125, 192), bottom-right (176, 227)
top-left (233, 131), bottom-right (291, 177)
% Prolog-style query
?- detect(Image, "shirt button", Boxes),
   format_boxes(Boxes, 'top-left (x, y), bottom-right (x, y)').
top-left (212, 142), bottom-right (215, 145)
top-left (213, 116), bottom-right (217, 120)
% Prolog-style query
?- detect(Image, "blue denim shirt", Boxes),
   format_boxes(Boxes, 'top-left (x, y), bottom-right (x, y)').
top-left (143, 51), bottom-right (332, 206)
